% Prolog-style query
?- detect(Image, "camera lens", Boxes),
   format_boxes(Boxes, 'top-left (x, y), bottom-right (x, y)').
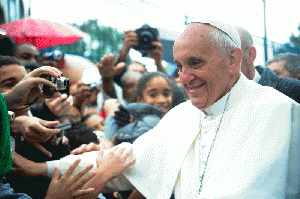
top-left (139, 31), bottom-right (154, 44)
top-left (56, 77), bottom-right (67, 90)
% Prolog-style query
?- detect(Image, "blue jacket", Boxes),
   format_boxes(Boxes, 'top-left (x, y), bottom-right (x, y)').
top-left (256, 65), bottom-right (300, 104)
top-left (103, 103), bottom-right (162, 144)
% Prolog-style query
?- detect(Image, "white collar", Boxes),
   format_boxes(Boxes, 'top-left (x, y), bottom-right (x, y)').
top-left (202, 74), bottom-right (246, 117)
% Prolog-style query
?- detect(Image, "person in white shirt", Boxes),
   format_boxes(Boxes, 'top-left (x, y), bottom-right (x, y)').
top-left (12, 20), bottom-right (300, 199)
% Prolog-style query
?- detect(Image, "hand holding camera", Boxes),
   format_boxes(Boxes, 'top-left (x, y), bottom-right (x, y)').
top-left (3, 66), bottom-right (62, 110)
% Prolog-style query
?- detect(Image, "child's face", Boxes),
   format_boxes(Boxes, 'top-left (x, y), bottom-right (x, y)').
top-left (138, 76), bottom-right (172, 115)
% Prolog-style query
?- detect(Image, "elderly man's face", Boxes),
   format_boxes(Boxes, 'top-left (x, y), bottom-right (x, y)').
top-left (173, 24), bottom-right (232, 110)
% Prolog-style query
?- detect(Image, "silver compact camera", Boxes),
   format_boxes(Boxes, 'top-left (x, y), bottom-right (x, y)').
top-left (43, 74), bottom-right (69, 96)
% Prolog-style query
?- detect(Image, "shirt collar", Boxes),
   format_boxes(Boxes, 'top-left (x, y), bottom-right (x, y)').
top-left (202, 91), bottom-right (231, 117)
top-left (201, 74), bottom-right (247, 117)
top-left (252, 69), bottom-right (261, 83)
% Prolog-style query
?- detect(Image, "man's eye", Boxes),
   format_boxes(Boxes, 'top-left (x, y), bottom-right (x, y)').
top-left (21, 54), bottom-right (31, 60)
top-left (189, 60), bottom-right (204, 68)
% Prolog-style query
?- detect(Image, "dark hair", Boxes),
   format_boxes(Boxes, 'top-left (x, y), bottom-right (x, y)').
top-left (57, 114), bottom-right (79, 124)
top-left (0, 37), bottom-right (15, 56)
top-left (130, 71), bottom-right (173, 102)
top-left (0, 55), bottom-right (22, 67)
top-left (267, 53), bottom-right (300, 78)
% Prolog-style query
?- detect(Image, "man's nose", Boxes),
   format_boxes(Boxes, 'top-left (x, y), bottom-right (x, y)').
top-left (179, 68), bottom-right (195, 84)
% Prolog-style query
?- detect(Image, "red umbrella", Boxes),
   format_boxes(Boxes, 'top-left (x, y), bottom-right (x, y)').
top-left (1, 17), bottom-right (88, 49)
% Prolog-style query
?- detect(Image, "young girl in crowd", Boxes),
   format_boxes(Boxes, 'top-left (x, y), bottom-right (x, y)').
top-left (103, 71), bottom-right (173, 145)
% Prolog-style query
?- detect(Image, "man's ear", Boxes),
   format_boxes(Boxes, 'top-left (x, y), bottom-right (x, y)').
top-left (296, 73), bottom-right (300, 80)
top-left (228, 47), bottom-right (243, 75)
top-left (247, 46), bottom-right (257, 65)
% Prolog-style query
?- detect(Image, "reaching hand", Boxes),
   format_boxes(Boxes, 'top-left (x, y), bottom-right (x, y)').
top-left (114, 105), bottom-right (132, 127)
top-left (96, 146), bottom-right (136, 181)
top-left (96, 54), bottom-right (125, 79)
top-left (4, 66), bottom-right (62, 110)
top-left (71, 81), bottom-right (92, 112)
top-left (10, 116), bottom-right (61, 157)
top-left (103, 98), bottom-right (120, 117)
top-left (45, 93), bottom-right (73, 117)
top-left (70, 143), bottom-right (101, 155)
top-left (45, 159), bottom-right (96, 199)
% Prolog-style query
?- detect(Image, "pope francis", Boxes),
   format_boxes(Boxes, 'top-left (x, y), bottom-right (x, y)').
top-left (44, 20), bottom-right (300, 199)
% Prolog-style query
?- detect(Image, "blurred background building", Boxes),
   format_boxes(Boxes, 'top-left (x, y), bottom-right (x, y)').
top-left (0, 0), bottom-right (31, 24)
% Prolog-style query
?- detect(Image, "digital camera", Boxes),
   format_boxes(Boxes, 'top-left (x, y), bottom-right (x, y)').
top-left (133, 24), bottom-right (159, 51)
top-left (43, 74), bottom-right (69, 96)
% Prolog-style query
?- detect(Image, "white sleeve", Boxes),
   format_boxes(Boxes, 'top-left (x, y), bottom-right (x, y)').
top-left (46, 146), bottom-right (135, 193)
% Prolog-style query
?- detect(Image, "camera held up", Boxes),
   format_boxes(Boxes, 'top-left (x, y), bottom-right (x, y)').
top-left (43, 74), bottom-right (69, 96)
top-left (133, 24), bottom-right (159, 51)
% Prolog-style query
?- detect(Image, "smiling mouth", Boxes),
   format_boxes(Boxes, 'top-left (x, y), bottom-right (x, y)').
top-left (187, 83), bottom-right (205, 92)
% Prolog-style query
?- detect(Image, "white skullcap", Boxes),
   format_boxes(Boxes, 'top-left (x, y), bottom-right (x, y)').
top-left (190, 20), bottom-right (241, 48)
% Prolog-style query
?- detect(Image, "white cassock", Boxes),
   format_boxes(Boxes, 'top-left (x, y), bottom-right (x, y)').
top-left (47, 74), bottom-right (300, 198)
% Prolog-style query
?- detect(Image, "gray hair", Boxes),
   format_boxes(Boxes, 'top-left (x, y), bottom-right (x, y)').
top-left (209, 26), bottom-right (239, 55)
top-left (121, 71), bottom-right (143, 86)
top-left (268, 53), bottom-right (300, 78)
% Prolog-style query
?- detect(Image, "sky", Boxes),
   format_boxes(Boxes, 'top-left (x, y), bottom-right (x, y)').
top-left (30, 0), bottom-right (300, 44)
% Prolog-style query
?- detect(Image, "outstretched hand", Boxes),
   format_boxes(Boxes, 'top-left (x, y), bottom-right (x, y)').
top-left (45, 159), bottom-right (96, 199)
top-left (96, 146), bottom-right (136, 181)
top-left (96, 54), bottom-right (125, 78)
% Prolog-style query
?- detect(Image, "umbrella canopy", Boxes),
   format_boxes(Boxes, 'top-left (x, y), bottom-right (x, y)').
top-left (1, 17), bottom-right (88, 49)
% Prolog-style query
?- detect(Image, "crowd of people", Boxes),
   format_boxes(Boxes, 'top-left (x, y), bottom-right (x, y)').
top-left (0, 18), bottom-right (299, 199)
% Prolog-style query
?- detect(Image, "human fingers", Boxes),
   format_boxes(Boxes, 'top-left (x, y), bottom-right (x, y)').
top-left (27, 66), bottom-right (62, 79)
top-left (61, 136), bottom-right (69, 145)
top-left (50, 93), bottom-right (68, 107)
top-left (70, 188), bottom-right (95, 198)
top-left (29, 142), bottom-right (53, 158)
top-left (70, 144), bottom-right (88, 155)
top-left (39, 119), bottom-right (60, 129)
top-left (63, 159), bottom-right (81, 178)
top-left (27, 77), bottom-right (58, 90)
top-left (71, 163), bottom-right (94, 185)
top-left (50, 166), bottom-right (60, 183)
top-left (100, 55), bottom-right (108, 66)
top-left (34, 119), bottom-right (60, 139)
top-left (152, 41), bottom-right (163, 50)
top-left (86, 142), bottom-right (100, 151)
top-left (60, 95), bottom-right (72, 108)
top-left (96, 147), bottom-right (105, 168)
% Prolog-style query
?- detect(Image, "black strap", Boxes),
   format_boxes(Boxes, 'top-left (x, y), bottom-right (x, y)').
top-left (9, 92), bottom-right (43, 111)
